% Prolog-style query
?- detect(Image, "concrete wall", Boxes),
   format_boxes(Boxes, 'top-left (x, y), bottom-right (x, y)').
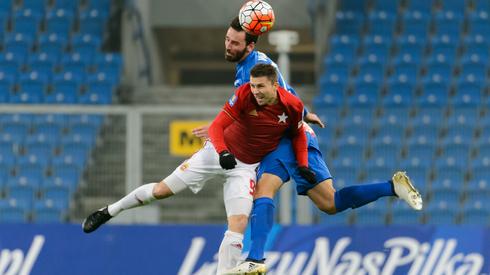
top-left (150, 0), bottom-right (312, 28)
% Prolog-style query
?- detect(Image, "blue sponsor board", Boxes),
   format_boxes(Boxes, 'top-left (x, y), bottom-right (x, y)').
top-left (0, 224), bottom-right (488, 275)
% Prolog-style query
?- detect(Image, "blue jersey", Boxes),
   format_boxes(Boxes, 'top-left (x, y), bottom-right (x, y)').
top-left (234, 50), bottom-right (332, 194)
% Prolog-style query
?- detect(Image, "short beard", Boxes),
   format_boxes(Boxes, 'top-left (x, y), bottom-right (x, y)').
top-left (225, 47), bottom-right (247, 62)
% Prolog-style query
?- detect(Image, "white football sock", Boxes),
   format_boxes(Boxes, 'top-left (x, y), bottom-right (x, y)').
top-left (107, 182), bottom-right (157, 216)
top-left (216, 230), bottom-right (244, 275)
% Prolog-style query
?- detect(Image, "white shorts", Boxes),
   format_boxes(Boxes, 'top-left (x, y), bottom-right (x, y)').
top-left (164, 141), bottom-right (258, 216)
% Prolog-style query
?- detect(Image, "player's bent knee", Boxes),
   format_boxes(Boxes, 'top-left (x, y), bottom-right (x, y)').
top-left (152, 181), bottom-right (174, 199)
top-left (228, 214), bottom-right (249, 233)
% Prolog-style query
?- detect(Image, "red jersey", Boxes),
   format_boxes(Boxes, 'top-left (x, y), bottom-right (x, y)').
top-left (209, 83), bottom-right (307, 165)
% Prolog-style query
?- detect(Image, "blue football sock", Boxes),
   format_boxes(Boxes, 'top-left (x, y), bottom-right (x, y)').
top-left (247, 197), bottom-right (274, 262)
top-left (334, 181), bottom-right (395, 213)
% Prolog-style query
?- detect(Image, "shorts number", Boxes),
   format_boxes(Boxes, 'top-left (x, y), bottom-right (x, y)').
top-left (249, 179), bottom-right (256, 195)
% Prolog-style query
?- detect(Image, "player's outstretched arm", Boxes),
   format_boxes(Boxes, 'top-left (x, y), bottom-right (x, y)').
top-left (304, 112), bottom-right (325, 128)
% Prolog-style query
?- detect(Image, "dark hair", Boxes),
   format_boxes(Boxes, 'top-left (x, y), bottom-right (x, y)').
top-left (230, 16), bottom-right (258, 45)
top-left (250, 63), bottom-right (278, 83)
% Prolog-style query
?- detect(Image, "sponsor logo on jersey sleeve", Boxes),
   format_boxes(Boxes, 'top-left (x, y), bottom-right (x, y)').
top-left (228, 95), bottom-right (237, 107)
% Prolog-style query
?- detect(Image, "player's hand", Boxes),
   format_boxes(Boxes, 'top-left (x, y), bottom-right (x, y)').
top-left (304, 112), bottom-right (325, 128)
top-left (219, 150), bottom-right (237, 170)
top-left (298, 166), bottom-right (317, 184)
top-left (192, 125), bottom-right (210, 138)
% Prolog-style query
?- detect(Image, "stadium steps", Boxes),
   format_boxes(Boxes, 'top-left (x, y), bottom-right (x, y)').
top-left (72, 116), bottom-right (126, 220)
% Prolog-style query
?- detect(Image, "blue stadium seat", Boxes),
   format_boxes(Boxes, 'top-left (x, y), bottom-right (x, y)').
top-left (28, 52), bottom-right (58, 74)
top-left (458, 57), bottom-right (487, 83)
top-left (44, 175), bottom-right (78, 193)
top-left (467, 11), bottom-right (490, 36)
top-left (383, 90), bottom-right (414, 107)
top-left (12, 72), bottom-right (47, 103)
top-left (41, 184), bottom-right (70, 209)
top-left (2, 122), bottom-right (29, 141)
top-left (94, 53), bottom-right (123, 75)
top-left (367, 11), bottom-right (396, 37)
top-left (25, 132), bottom-right (60, 147)
top-left (335, 142), bottom-right (365, 167)
top-left (401, 11), bottom-right (430, 38)
top-left (32, 114), bottom-right (70, 125)
top-left (320, 210), bottom-right (351, 226)
top-left (16, 163), bottom-right (45, 179)
top-left (462, 35), bottom-right (489, 59)
top-left (357, 60), bottom-right (386, 81)
top-left (0, 0), bottom-right (13, 14)
top-left (372, 0), bottom-right (400, 12)
top-left (335, 11), bottom-right (364, 34)
top-left (442, 126), bottom-right (475, 145)
top-left (323, 62), bottom-right (350, 83)
top-left (373, 125), bottom-right (405, 145)
top-left (71, 34), bottom-right (101, 58)
top-left (425, 200), bottom-right (457, 225)
top-left (413, 106), bottom-right (445, 124)
top-left (432, 12), bottom-right (463, 38)
top-left (0, 76), bottom-right (14, 102)
top-left (52, 0), bottom-right (79, 11)
top-left (79, 9), bottom-right (108, 36)
top-left (460, 200), bottom-right (490, 225)
top-left (369, 142), bottom-right (401, 165)
top-left (313, 91), bottom-right (344, 108)
top-left (416, 78), bottom-right (449, 108)
top-left (465, 179), bottom-right (490, 202)
top-left (389, 61), bottom-right (419, 83)
top-left (69, 114), bottom-right (104, 127)
top-left (424, 61), bottom-right (453, 81)
top-left (473, 0), bottom-right (490, 11)
top-left (0, 200), bottom-right (28, 223)
top-left (394, 41), bottom-right (424, 63)
top-left (406, 0), bottom-right (434, 14)
top-left (330, 166), bottom-right (360, 189)
top-left (363, 163), bottom-right (397, 182)
top-left (61, 53), bottom-right (89, 75)
top-left (403, 142), bottom-right (436, 166)
top-left (315, 108), bottom-right (340, 128)
top-left (32, 199), bottom-right (65, 223)
top-left (4, 33), bottom-right (34, 57)
top-left (52, 72), bottom-right (83, 99)
top-left (0, 52), bottom-right (22, 77)
top-left (391, 201), bottom-right (423, 224)
top-left (38, 33), bottom-right (68, 57)
top-left (329, 35), bottom-right (359, 62)
top-left (0, 150), bottom-right (16, 166)
top-left (440, 0), bottom-right (467, 12)
top-left (45, 9), bottom-right (75, 36)
top-left (339, 124), bottom-right (371, 144)
top-left (84, 0), bottom-right (111, 11)
top-left (378, 106), bottom-right (411, 126)
top-left (452, 82), bottom-right (483, 109)
top-left (411, 120), bottom-right (441, 139)
top-left (12, 9), bottom-right (42, 37)
top-left (6, 183), bottom-right (36, 209)
top-left (24, 141), bottom-right (54, 159)
top-left (354, 200), bottom-right (389, 225)
top-left (22, 0), bottom-right (47, 12)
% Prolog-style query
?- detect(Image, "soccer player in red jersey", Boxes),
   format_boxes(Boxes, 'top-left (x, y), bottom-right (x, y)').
top-left (82, 63), bottom-right (316, 274)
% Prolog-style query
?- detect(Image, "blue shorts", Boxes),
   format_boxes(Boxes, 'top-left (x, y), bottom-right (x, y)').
top-left (257, 132), bottom-right (332, 195)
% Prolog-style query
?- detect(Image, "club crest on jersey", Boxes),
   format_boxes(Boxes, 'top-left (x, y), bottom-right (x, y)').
top-left (228, 95), bottom-right (237, 107)
top-left (179, 162), bottom-right (189, 171)
top-left (277, 112), bottom-right (288, 123)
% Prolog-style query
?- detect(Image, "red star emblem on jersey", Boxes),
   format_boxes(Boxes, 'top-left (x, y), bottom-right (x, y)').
top-left (277, 112), bottom-right (288, 123)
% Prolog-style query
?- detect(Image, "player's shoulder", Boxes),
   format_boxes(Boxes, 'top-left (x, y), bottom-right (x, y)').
top-left (278, 86), bottom-right (303, 109)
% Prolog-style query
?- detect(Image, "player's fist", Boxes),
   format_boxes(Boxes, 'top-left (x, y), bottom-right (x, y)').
top-left (298, 166), bottom-right (317, 184)
top-left (219, 150), bottom-right (237, 170)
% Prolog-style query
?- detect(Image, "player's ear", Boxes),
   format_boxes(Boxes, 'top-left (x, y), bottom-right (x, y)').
top-left (246, 42), bottom-right (255, 53)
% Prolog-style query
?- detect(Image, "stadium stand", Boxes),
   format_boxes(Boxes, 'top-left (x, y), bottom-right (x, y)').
top-left (0, 0), bottom-right (121, 223)
top-left (315, 0), bottom-right (489, 224)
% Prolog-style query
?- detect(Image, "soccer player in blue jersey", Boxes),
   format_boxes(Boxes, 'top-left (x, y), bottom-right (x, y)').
top-left (193, 17), bottom-right (423, 274)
